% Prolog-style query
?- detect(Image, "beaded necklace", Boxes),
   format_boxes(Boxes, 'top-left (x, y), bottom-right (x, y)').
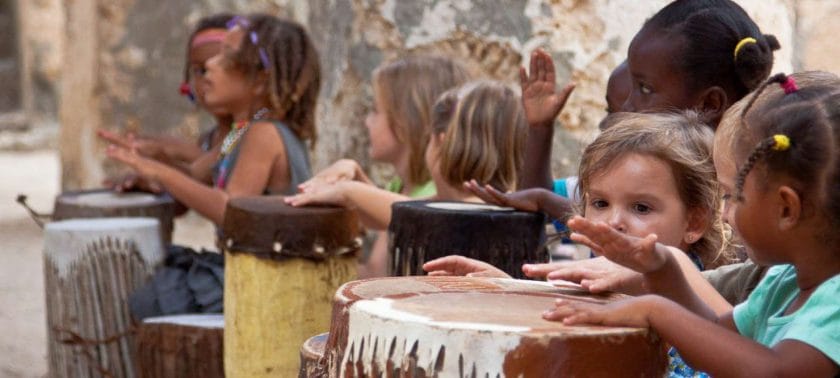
top-left (219, 107), bottom-right (270, 156)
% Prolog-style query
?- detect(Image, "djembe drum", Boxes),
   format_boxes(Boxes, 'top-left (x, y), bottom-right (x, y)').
top-left (319, 276), bottom-right (667, 377)
top-left (135, 314), bottom-right (224, 378)
top-left (300, 333), bottom-right (329, 378)
top-left (389, 201), bottom-right (547, 278)
top-left (44, 217), bottom-right (165, 378)
top-left (54, 189), bottom-right (175, 243)
top-left (221, 197), bottom-right (361, 377)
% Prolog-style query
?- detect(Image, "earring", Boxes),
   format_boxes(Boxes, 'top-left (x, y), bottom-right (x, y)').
top-left (686, 235), bottom-right (696, 243)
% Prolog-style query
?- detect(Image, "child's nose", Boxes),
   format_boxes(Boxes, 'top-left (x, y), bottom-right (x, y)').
top-left (607, 209), bottom-right (627, 233)
top-left (620, 95), bottom-right (635, 112)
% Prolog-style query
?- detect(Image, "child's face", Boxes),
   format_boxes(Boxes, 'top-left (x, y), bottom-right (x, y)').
top-left (622, 29), bottom-right (698, 113)
top-left (187, 33), bottom-right (225, 115)
top-left (584, 153), bottom-right (697, 252)
top-left (606, 61), bottom-right (631, 114)
top-left (202, 28), bottom-right (257, 116)
top-left (365, 92), bottom-right (402, 164)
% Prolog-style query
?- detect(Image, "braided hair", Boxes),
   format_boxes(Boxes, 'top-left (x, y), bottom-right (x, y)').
top-left (733, 71), bottom-right (840, 235)
top-left (227, 14), bottom-right (321, 147)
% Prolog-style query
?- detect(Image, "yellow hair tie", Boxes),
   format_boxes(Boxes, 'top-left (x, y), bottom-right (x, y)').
top-left (733, 37), bottom-right (757, 60)
top-left (772, 134), bottom-right (790, 151)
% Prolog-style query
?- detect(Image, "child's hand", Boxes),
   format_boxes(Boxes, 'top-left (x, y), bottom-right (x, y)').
top-left (284, 181), bottom-right (349, 207)
top-left (98, 129), bottom-right (163, 159)
top-left (567, 216), bottom-right (667, 274)
top-left (423, 255), bottom-right (511, 278)
top-left (464, 180), bottom-right (542, 212)
top-left (543, 295), bottom-right (659, 328)
top-left (523, 256), bottom-right (645, 294)
top-left (106, 144), bottom-right (161, 181)
top-left (520, 49), bottom-right (575, 128)
top-left (298, 159), bottom-right (361, 193)
top-left (103, 173), bottom-right (163, 193)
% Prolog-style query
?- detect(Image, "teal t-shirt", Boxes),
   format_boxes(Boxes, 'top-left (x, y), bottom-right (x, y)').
top-left (733, 264), bottom-right (840, 366)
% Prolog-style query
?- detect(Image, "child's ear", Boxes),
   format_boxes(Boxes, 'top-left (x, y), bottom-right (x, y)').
top-left (251, 72), bottom-right (269, 96)
top-left (684, 207), bottom-right (709, 245)
top-left (777, 185), bottom-right (802, 231)
top-left (697, 86), bottom-right (728, 122)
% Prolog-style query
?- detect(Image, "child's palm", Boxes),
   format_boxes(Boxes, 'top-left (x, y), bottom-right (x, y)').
top-left (520, 49), bottom-right (575, 128)
top-left (567, 216), bottom-right (666, 274)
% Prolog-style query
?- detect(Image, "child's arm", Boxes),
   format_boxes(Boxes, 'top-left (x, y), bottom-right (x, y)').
top-left (518, 49), bottom-right (575, 190)
top-left (546, 296), bottom-right (838, 377)
top-left (298, 159), bottom-right (374, 193)
top-left (464, 180), bottom-right (572, 220)
top-left (567, 215), bottom-right (731, 317)
top-left (285, 180), bottom-right (408, 230)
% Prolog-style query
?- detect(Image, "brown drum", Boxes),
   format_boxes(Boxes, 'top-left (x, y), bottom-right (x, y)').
top-left (389, 201), bottom-right (547, 278)
top-left (221, 197), bottom-right (361, 377)
top-left (135, 314), bottom-right (224, 378)
top-left (300, 333), bottom-right (328, 378)
top-left (324, 276), bottom-right (668, 377)
top-left (54, 189), bottom-right (176, 243)
top-left (44, 217), bottom-right (165, 378)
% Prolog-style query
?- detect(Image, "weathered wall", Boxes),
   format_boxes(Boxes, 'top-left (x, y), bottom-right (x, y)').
top-left (12, 0), bottom-right (810, 188)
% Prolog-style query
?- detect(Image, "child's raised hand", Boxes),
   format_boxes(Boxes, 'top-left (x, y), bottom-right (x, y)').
top-left (566, 216), bottom-right (667, 274)
top-left (423, 255), bottom-right (511, 278)
top-left (520, 49), bottom-right (575, 128)
top-left (298, 159), bottom-right (361, 193)
top-left (464, 180), bottom-right (541, 212)
top-left (106, 144), bottom-right (161, 181)
top-left (284, 181), bottom-right (349, 207)
top-left (543, 295), bottom-right (658, 328)
top-left (98, 129), bottom-right (163, 159)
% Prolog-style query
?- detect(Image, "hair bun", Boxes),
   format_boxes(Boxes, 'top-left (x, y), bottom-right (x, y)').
top-left (763, 34), bottom-right (780, 51)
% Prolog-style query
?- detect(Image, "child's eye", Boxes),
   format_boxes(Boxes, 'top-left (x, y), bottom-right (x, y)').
top-left (721, 193), bottom-right (732, 202)
top-left (632, 203), bottom-right (652, 214)
top-left (639, 84), bottom-right (652, 95)
top-left (591, 199), bottom-right (608, 209)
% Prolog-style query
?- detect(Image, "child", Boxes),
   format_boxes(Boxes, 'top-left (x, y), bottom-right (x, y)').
top-left (426, 112), bottom-right (730, 297)
top-left (298, 55), bottom-right (472, 277)
top-left (99, 13), bottom-right (234, 190)
top-left (107, 14), bottom-right (320, 225)
top-left (286, 80), bottom-right (526, 230)
top-left (548, 72), bottom-right (840, 376)
top-left (520, 0), bottom-right (779, 191)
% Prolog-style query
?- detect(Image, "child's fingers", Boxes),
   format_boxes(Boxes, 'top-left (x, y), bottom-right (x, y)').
top-left (568, 232), bottom-right (603, 255)
top-left (529, 50), bottom-right (540, 84)
top-left (556, 83), bottom-right (576, 107)
top-left (522, 262), bottom-right (567, 278)
top-left (426, 270), bottom-right (453, 276)
top-left (519, 66), bottom-right (528, 87)
top-left (484, 185), bottom-right (510, 206)
top-left (546, 267), bottom-right (599, 283)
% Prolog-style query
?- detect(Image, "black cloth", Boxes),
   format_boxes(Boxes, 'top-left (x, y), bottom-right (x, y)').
top-left (129, 245), bottom-right (224, 320)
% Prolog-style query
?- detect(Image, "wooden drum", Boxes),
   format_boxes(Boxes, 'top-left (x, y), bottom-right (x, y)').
top-left (300, 333), bottom-right (329, 378)
top-left (221, 197), bottom-right (361, 377)
top-left (322, 276), bottom-right (668, 377)
top-left (54, 189), bottom-right (176, 243)
top-left (389, 201), bottom-right (547, 278)
top-left (135, 314), bottom-right (224, 378)
top-left (44, 217), bottom-right (165, 378)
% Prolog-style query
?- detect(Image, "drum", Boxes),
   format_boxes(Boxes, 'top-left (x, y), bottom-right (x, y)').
top-left (44, 217), bottom-right (165, 378)
top-left (221, 197), bottom-right (361, 377)
top-left (299, 333), bottom-right (328, 378)
top-left (389, 201), bottom-right (547, 278)
top-left (135, 314), bottom-right (224, 378)
top-left (54, 189), bottom-right (176, 243)
top-left (324, 276), bottom-right (668, 377)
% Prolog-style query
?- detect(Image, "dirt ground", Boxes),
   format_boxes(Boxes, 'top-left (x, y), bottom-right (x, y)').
top-left (0, 150), bottom-right (216, 377)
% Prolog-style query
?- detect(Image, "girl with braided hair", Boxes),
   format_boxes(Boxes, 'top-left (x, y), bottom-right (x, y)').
top-left (545, 71), bottom-right (840, 377)
top-left (106, 14), bottom-right (320, 226)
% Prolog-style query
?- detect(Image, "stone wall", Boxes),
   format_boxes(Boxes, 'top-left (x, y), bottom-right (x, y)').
top-left (8, 0), bottom-right (834, 189)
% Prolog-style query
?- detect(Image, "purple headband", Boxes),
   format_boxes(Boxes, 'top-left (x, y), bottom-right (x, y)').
top-left (226, 16), bottom-right (270, 69)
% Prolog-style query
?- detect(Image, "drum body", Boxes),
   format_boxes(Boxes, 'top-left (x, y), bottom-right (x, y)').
top-left (54, 189), bottom-right (175, 243)
top-left (300, 333), bottom-right (329, 378)
top-left (389, 201), bottom-right (547, 278)
top-left (44, 217), bottom-right (164, 378)
top-left (135, 314), bottom-right (224, 378)
top-left (221, 197), bottom-right (360, 377)
top-left (325, 276), bottom-right (668, 377)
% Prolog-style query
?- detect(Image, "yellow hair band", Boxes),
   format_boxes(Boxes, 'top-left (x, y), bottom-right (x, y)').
top-left (772, 134), bottom-right (790, 151)
top-left (733, 37), bottom-right (757, 60)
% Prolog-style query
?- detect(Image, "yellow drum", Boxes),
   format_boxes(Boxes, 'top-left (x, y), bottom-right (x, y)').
top-left (222, 197), bottom-right (360, 377)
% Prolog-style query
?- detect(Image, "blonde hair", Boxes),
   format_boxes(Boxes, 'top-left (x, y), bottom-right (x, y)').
top-left (431, 81), bottom-right (527, 192)
top-left (579, 111), bottom-right (730, 268)
top-left (373, 55), bottom-right (472, 187)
